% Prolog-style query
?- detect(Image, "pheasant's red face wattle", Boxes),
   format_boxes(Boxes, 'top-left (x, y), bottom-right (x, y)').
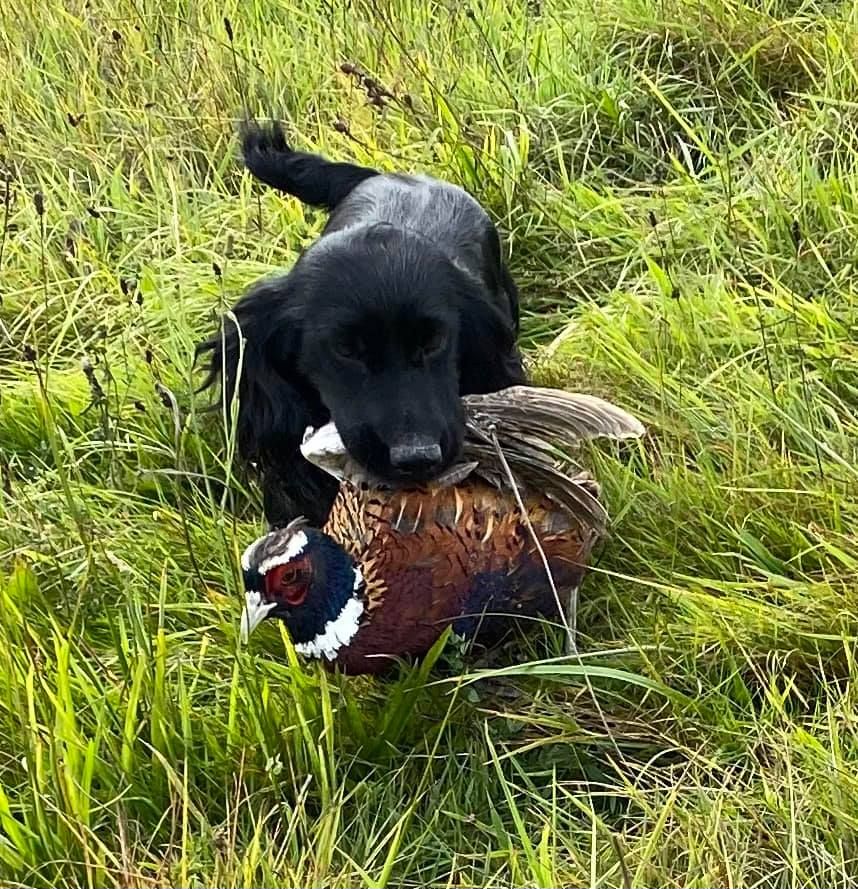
top-left (264, 558), bottom-right (313, 607)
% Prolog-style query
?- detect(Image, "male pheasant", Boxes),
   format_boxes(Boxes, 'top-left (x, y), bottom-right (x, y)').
top-left (239, 386), bottom-right (644, 675)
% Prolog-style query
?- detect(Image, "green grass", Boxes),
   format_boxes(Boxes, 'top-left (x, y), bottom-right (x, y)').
top-left (1, 0), bottom-right (857, 885)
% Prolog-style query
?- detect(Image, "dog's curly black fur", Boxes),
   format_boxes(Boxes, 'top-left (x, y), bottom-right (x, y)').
top-left (197, 121), bottom-right (526, 527)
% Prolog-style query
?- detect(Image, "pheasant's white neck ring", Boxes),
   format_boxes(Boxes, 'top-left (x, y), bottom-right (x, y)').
top-left (295, 566), bottom-right (365, 660)
top-left (294, 594), bottom-right (365, 661)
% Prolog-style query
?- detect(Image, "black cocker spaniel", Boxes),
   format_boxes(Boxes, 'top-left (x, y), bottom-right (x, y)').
top-left (198, 121), bottom-right (526, 527)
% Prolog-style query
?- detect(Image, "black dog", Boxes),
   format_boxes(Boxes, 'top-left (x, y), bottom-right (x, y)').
top-left (198, 121), bottom-right (526, 527)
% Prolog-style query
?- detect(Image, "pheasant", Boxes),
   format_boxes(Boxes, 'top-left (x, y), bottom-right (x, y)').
top-left (239, 386), bottom-right (644, 675)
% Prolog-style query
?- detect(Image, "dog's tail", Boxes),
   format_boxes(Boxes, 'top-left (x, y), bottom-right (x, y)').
top-left (239, 120), bottom-right (379, 211)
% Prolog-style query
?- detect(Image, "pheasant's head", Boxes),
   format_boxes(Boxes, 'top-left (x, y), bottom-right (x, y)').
top-left (240, 519), bottom-right (365, 660)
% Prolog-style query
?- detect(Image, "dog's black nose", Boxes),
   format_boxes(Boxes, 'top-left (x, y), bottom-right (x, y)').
top-left (389, 438), bottom-right (443, 475)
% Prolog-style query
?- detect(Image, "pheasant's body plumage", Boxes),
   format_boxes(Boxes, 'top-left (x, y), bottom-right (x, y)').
top-left (239, 386), bottom-right (645, 675)
top-left (322, 478), bottom-right (598, 673)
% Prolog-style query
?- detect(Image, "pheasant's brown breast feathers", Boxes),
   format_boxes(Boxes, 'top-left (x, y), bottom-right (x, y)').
top-left (317, 463), bottom-right (602, 676)
top-left (323, 475), bottom-right (594, 614)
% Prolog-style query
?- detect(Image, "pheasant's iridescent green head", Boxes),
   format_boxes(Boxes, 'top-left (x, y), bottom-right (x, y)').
top-left (240, 518), bottom-right (365, 660)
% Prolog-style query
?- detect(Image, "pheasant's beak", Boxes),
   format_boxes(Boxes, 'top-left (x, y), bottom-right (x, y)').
top-left (240, 590), bottom-right (277, 642)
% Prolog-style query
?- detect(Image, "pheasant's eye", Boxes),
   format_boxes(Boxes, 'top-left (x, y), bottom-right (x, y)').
top-left (264, 560), bottom-right (312, 606)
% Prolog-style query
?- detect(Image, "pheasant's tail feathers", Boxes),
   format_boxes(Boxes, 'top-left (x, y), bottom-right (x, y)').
top-left (463, 386), bottom-right (645, 446)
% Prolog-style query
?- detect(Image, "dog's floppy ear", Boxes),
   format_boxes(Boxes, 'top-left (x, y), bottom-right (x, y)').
top-left (457, 287), bottom-right (527, 395)
top-left (482, 224), bottom-right (520, 337)
top-left (196, 273), bottom-right (322, 465)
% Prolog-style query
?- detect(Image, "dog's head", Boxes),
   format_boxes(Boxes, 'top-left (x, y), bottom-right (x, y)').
top-left (296, 224), bottom-right (469, 480)
top-left (198, 223), bottom-right (516, 485)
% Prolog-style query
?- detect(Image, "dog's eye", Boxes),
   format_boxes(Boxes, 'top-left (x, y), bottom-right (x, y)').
top-left (333, 338), bottom-right (366, 363)
top-left (418, 328), bottom-right (447, 359)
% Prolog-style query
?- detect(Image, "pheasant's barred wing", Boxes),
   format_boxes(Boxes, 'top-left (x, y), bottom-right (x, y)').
top-left (461, 387), bottom-right (645, 531)
top-left (462, 387), bottom-right (645, 445)
top-left (463, 434), bottom-right (608, 531)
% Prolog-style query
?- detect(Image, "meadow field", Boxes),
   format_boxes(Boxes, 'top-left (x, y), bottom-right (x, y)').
top-left (1, 0), bottom-right (857, 885)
